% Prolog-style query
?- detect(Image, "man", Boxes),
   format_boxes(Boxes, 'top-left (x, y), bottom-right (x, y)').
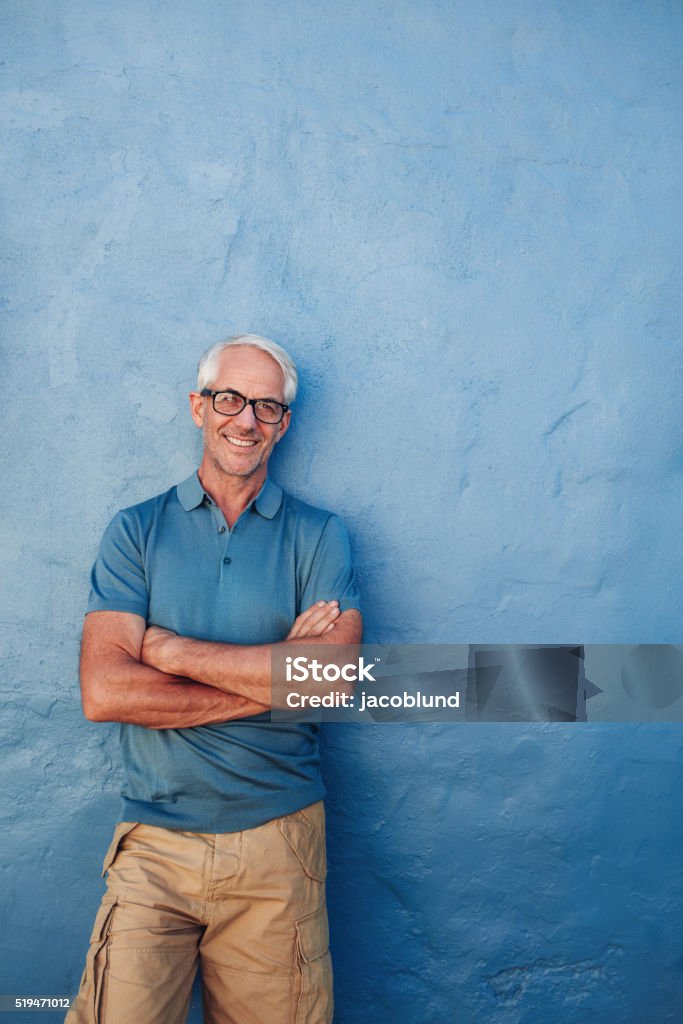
top-left (67, 335), bottom-right (362, 1024)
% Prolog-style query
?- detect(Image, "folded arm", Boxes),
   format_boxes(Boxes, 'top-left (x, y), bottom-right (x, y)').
top-left (140, 604), bottom-right (364, 703)
top-left (80, 602), bottom-right (359, 728)
top-left (80, 611), bottom-right (270, 729)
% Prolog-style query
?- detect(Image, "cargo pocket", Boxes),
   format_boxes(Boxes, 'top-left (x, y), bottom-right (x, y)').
top-left (81, 894), bottom-right (118, 1023)
top-left (101, 822), bottom-right (138, 878)
top-left (280, 809), bottom-right (327, 883)
top-left (294, 904), bottom-right (333, 1024)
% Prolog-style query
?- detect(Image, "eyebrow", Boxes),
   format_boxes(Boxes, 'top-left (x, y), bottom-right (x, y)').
top-left (216, 387), bottom-right (283, 403)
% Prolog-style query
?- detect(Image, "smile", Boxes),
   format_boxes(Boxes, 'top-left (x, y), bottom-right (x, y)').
top-left (224, 435), bottom-right (258, 448)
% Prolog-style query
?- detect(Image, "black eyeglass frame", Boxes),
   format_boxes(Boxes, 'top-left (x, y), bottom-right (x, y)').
top-left (200, 388), bottom-right (289, 424)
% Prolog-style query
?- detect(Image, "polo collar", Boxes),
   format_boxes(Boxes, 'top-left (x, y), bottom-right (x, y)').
top-left (254, 477), bottom-right (283, 519)
top-left (176, 472), bottom-right (206, 511)
top-left (176, 471), bottom-right (283, 519)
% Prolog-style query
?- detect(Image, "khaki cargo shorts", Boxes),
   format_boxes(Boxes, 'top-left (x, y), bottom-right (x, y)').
top-left (65, 802), bottom-right (332, 1024)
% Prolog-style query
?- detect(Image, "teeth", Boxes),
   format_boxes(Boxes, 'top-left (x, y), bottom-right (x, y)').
top-left (225, 436), bottom-right (257, 447)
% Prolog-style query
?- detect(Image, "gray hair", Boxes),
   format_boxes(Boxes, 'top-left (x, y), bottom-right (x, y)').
top-left (197, 334), bottom-right (298, 404)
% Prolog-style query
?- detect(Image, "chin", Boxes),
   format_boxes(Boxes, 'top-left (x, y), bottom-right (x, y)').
top-left (220, 456), bottom-right (262, 478)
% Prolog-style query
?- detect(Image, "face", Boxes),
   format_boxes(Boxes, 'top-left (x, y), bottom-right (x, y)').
top-left (190, 346), bottom-right (291, 483)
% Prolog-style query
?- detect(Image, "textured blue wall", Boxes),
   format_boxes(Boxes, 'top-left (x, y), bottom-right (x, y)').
top-left (1, 1), bottom-right (682, 1021)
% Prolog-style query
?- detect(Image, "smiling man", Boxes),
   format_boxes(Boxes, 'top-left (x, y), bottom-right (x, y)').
top-left (66, 335), bottom-right (362, 1024)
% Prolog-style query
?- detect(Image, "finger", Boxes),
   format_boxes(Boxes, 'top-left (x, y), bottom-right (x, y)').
top-left (298, 600), bottom-right (338, 625)
top-left (287, 602), bottom-right (326, 638)
top-left (298, 607), bottom-right (340, 637)
top-left (314, 612), bottom-right (341, 634)
top-left (298, 612), bottom-right (341, 639)
top-left (288, 605), bottom-right (324, 639)
top-left (289, 601), bottom-right (339, 638)
top-left (302, 601), bottom-right (340, 630)
top-left (288, 598), bottom-right (342, 634)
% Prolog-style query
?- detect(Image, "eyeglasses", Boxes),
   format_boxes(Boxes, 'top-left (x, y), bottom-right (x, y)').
top-left (200, 388), bottom-right (289, 424)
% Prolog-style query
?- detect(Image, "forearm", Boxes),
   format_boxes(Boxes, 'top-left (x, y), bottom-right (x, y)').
top-left (82, 653), bottom-right (269, 729)
top-left (146, 637), bottom-right (272, 704)
top-left (144, 609), bottom-right (363, 701)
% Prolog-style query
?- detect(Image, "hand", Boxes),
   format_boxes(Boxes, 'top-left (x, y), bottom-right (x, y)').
top-left (286, 601), bottom-right (340, 640)
top-left (140, 625), bottom-right (178, 673)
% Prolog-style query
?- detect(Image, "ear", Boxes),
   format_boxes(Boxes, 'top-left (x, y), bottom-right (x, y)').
top-left (276, 409), bottom-right (291, 443)
top-left (189, 392), bottom-right (206, 428)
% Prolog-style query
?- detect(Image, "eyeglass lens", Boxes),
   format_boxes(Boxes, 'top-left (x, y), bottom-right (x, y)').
top-left (213, 391), bottom-right (284, 423)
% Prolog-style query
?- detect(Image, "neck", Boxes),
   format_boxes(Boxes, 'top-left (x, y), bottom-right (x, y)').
top-left (197, 459), bottom-right (266, 528)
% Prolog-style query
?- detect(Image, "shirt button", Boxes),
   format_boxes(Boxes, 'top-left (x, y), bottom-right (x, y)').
top-left (218, 526), bottom-right (226, 534)
top-left (223, 557), bottom-right (231, 565)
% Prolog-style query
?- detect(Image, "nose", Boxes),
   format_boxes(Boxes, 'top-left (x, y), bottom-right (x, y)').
top-left (232, 401), bottom-right (258, 428)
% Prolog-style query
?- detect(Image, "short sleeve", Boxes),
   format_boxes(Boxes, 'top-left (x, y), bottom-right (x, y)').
top-left (299, 514), bottom-right (361, 614)
top-left (86, 510), bottom-right (149, 619)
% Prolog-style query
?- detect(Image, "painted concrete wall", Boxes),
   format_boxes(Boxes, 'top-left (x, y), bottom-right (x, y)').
top-left (2, 1), bottom-right (682, 1021)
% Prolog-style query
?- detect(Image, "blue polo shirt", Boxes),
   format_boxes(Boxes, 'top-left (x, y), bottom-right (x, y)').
top-left (87, 471), bottom-right (361, 832)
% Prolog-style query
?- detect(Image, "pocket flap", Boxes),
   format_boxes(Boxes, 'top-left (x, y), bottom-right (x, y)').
top-left (101, 821), bottom-right (138, 877)
top-left (296, 904), bottom-right (329, 963)
top-left (89, 894), bottom-right (118, 943)
top-left (280, 813), bottom-right (327, 883)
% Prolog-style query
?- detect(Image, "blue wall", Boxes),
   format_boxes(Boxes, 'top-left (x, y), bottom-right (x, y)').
top-left (2, 1), bottom-right (682, 1021)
